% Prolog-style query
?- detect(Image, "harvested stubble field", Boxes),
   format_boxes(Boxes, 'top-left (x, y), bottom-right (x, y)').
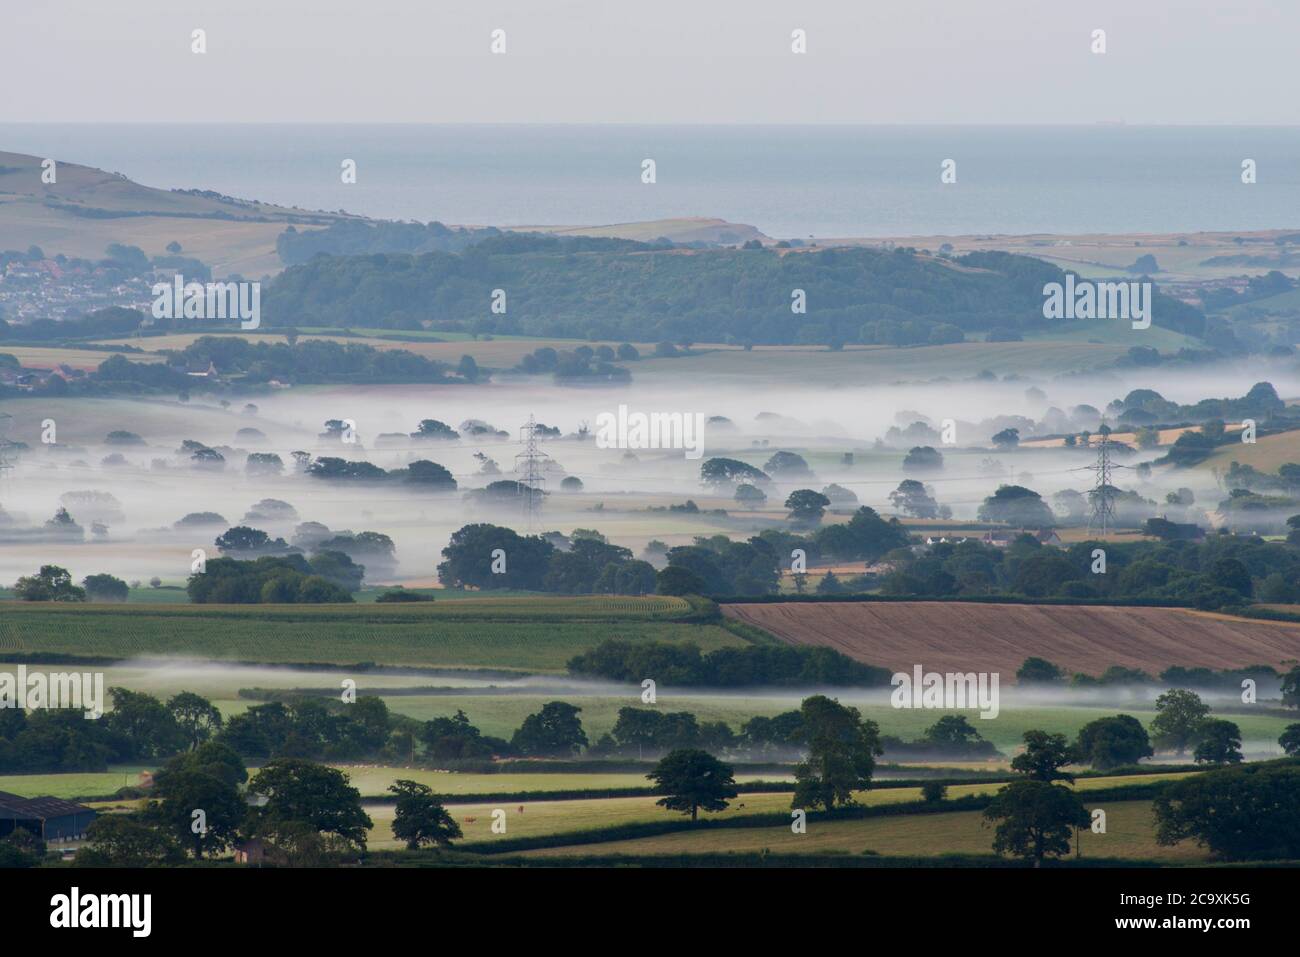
top-left (722, 600), bottom-right (1300, 676)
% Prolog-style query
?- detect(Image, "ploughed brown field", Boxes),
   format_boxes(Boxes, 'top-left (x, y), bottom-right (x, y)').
top-left (722, 601), bottom-right (1300, 678)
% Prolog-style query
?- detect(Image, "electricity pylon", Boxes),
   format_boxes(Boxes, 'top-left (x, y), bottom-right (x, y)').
top-left (514, 415), bottom-right (549, 531)
top-left (0, 412), bottom-right (14, 476)
top-left (1076, 424), bottom-right (1130, 538)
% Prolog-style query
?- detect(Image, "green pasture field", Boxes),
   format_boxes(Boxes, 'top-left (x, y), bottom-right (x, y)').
top-left (1018, 320), bottom-right (1197, 351)
top-left (0, 767), bottom-right (155, 800)
top-left (337, 766), bottom-right (790, 799)
top-left (632, 340), bottom-right (1129, 386)
top-left (353, 587), bottom-right (537, 602)
top-left (516, 799), bottom-right (1205, 862)
top-left (122, 587), bottom-right (192, 603)
top-left (363, 773), bottom-right (1194, 851)
top-left (1221, 286), bottom-right (1300, 319)
top-left (0, 595), bottom-right (737, 672)
top-left (0, 765), bottom-right (787, 802)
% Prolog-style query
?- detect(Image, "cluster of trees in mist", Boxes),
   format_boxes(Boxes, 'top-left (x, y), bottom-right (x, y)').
top-left (512, 343), bottom-right (632, 383)
top-left (435, 511), bottom-right (909, 598)
top-left (186, 554), bottom-right (357, 604)
top-left (9, 564), bottom-right (129, 602)
top-left (173, 521), bottom-right (400, 602)
top-left (879, 382), bottom-right (1290, 456)
top-left (438, 524), bottom-right (659, 594)
top-left (430, 490), bottom-right (1300, 610)
top-left (1017, 655), bottom-right (1295, 697)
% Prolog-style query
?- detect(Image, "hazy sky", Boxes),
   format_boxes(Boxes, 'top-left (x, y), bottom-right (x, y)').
top-left (2, 0), bottom-right (1296, 125)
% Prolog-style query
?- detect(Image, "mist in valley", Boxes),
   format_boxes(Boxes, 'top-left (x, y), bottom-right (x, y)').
top-left (2, 353), bottom-right (1296, 586)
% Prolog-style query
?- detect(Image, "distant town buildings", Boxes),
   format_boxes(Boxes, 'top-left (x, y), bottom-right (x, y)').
top-left (0, 256), bottom-right (154, 321)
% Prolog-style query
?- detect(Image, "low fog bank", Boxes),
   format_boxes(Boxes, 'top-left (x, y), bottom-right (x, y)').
top-left (1, 355), bottom-right (1296, 584)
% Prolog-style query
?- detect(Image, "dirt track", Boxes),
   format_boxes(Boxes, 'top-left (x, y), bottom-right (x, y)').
top-left (722, 601), bottom-right (1300, 678)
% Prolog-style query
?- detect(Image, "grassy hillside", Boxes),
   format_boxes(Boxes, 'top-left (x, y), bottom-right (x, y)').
top-left (1200, 429), bottom-right (1300, 471)
top-left (0, 150), bottom-right (350, 277)
top-left (0, 345), bottom-right (163, 373)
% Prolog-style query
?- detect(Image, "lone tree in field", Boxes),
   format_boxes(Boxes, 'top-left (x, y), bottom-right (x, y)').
top-left (1011, 730), bottom-right (1076, 783)
top-left (82, 573), bottom-right (129, 602)
top-left (246, 759), bottom-right (373, 850)
top-left (921, 781), bottom-right (947, 803)
top-left (510, 701), bottom-right (588, 757)
top-left (991, 428), bottom-right (1021, 449)
top-left (700, 457), bottom-right (769, 488)
top-left (1192, 719), bottom-right (1244, 765)
top-left (1149, 689), bottom-right (1211, 757)
top-left (792, 695), bottom-right (883, 811)
top-left (983, 780), bottom-right (1089, 868)
top-left (785, 489), bottom-right (831, 525)
top-left (1072, 714), bottom-right (1154, 770)
top-left (647, 749), bottom-right (739, 822)
top-left (1280, 724), bottom-right (1300, 756)
top-left (977, 485), bottom-right (1055, 527)
top-left (888, 479), bottom-right (944, 519)
top-left (902, 446), bottom-right (944, 473)
top-left (1279, 722), bottom-right (1300, 754)
top-left (923, 715), bottom-right (991, 755)
top-left (1281, 665), bottom-right (1300, 709)
top-left (1016, 657), bottom-right (1065, 685)
top-left (389, 780), bottom-right (463, 849)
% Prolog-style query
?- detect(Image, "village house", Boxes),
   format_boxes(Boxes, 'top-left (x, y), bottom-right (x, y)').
top-left (981, 528), bottom-right (1064, 548)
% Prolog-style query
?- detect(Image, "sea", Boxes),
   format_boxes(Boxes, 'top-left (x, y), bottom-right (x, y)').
top-left (2, 123), bottom-right (1299, 238)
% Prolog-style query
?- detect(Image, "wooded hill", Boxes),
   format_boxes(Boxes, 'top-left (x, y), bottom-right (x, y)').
top-left (263, 237), bottom-right (1207, 346)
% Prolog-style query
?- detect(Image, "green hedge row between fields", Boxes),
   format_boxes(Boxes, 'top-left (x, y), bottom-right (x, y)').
top-left (713, 593), bottom-right (1193, 608)
top-left (372, 849), bottom-right (1175, 869)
